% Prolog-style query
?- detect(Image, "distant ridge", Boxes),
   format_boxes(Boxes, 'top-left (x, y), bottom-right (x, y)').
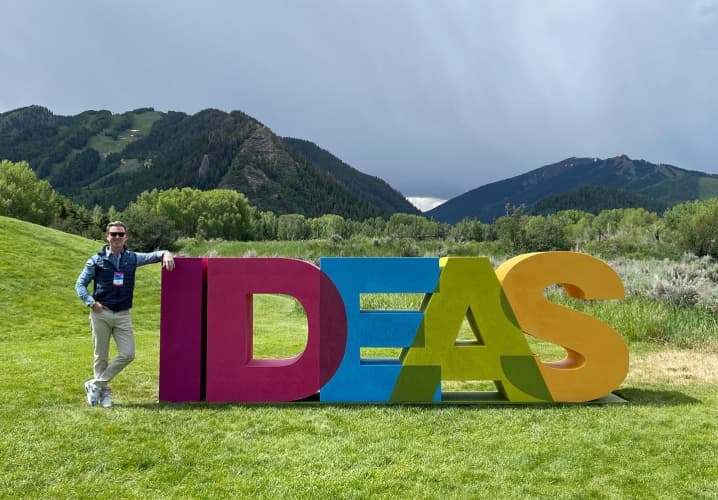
top-left (529, 186), bottom-right (670, 215)
top-left (282, 137), bottom-right (419, 216)
top-left (427, 155), bottom-right (718, 223)
top-left (0, 105), bottom-right (414, 219)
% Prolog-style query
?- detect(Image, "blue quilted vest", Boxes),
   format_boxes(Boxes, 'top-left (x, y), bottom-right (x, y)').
top-left (92, 246), bottom-right (138, 311)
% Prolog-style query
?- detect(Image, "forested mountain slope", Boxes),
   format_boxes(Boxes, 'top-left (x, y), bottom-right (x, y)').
top-left (428, 155), bottom-right (718, 223)
top-left (0, 106), bottom-right (412, 219)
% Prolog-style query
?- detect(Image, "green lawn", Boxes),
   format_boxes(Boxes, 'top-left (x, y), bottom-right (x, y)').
top-left (1, 216), bottom-right (716, 498)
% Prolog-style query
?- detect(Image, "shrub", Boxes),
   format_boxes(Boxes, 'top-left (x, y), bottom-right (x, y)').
top-left (649, 275), bottom-right (700, 307)
top-left (399, 240), bottom-right (420, 257)
top-left (609, 255), bottom-right (718, 310)
top-left (0, 160), bottom-right (60, 226)
top-left (122, 208), bottom-right (180, 251)
top-left (664, 198), bottom-right (718, 258)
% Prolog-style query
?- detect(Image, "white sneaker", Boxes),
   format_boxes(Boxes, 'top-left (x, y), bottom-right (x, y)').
top-left (84, 380), bottom-right (101, 406)
top-left (100, 387), bottom-right (112, 408)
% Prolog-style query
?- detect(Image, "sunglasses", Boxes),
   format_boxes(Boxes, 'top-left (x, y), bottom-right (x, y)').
top-left (109, 232), bottom-right (126, 237)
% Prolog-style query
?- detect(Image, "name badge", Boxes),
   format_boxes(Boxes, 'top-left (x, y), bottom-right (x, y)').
top-left (113, 272), bottom-right (124, 286)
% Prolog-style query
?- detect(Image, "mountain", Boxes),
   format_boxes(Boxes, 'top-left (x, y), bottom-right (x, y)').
top-left (529, 186), bottom-right (670, 215)
top-left (282, 137), bottom-right (419, 215)
top-left (427, 155), bottom-right (718, 223)
top-left (0, 106), bottom-right (412, 219)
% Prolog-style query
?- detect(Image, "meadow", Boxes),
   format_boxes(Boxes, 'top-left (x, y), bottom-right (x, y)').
top-left (1, 216), bottom-right (716, 498)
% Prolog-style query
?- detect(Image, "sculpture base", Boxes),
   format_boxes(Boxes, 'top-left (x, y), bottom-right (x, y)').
top-left (288, 392), bottom-right (629, 405)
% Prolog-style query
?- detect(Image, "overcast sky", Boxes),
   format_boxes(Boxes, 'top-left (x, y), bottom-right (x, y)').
top-left (2, 1), bottom-right (717, 205)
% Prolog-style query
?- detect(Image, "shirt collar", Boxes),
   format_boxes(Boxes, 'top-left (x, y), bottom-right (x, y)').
top-left (104, 246), bottom-right (124, 259)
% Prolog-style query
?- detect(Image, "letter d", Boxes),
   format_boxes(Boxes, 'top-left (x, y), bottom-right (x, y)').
top-left (205, 258), bottom-right (347, 402)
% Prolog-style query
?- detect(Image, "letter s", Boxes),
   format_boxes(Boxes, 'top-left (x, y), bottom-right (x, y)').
top-left (495, 252), bottom-right (628, 402)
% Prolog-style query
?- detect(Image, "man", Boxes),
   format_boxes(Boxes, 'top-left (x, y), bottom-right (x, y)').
top-left (75, 221), bottom-right (175, 408)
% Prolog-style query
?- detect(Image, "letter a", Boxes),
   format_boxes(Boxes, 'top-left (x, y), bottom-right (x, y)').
top-left (397, 257), bottom-right (552, 403)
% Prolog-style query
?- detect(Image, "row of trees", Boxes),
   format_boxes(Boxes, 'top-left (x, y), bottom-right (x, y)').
top-left (2, 159), bottom-right (718, 259)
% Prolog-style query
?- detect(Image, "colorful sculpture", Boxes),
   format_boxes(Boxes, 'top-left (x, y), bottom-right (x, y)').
top-left (159, 252), bottom-right (628, 404)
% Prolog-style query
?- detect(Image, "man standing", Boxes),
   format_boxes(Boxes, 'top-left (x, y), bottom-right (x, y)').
top-left (75, 221), bottom-right (175, 408)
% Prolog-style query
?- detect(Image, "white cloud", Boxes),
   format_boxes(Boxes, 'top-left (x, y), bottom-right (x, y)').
top-left (407, 197), bottom-right (447, 213)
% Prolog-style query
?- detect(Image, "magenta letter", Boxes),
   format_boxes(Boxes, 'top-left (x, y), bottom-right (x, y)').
top-left (205, 258), bottom-right (346, 402)
top-left (159, 257), bottom-right (206, 402)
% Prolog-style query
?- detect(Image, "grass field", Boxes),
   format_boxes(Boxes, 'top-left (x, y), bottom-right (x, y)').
top-left (1, 216), bottom-right (716, 498)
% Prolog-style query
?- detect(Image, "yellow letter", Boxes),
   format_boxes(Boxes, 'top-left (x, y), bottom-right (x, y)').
top-left (495, 252), bottom-right (628, 402)
top-left (396, 257), bottom-right (552, 403)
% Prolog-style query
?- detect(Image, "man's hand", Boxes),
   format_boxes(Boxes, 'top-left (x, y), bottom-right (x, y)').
top-left (91, 302), bottom-right (104, 313)
top-left (163, 252), bottom-right (176, 271)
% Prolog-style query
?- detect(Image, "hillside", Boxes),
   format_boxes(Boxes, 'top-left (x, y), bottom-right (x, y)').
top-left (0, 215), bottom-right (163, 342)
top-left (282, 137), bottom-right (419, 215)
top-left (529, 186), bottom-right (670, 215)
top-left (0, 106), bottom-right (411, 220)
top-left (428, 155), bottom-right (718, 223)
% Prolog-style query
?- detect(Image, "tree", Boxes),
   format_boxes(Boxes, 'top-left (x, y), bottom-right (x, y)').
top-left (251, 209), bottom-right (278, 240)
top-left (492, 206), bottom-right (571, 253)
top-left (386, 213), bottom-right (444, 239)
top-left (357, 216), bottom-right (386, 238)
top-left (664, 199), bottom-right (718, 258)
top-left (126, 187), bottom-right (254, 240)
top-left (53, 148), bottom-right (101, 188)
top-left (309, 214), bottom-right (348, 239)
top-left (0, 160), bottom-right (60, 225)
top-left (522, 215), bottom-right (570, 251)
top-left (550, 210), bottom-right (594, 247)
top-left (277, 214), bottom-right (309, 240)
top-left (196, 189), bottom-right (253, 240)
top-left (122, 207), bottom-right (179, 251)
top-left (450, 218), bottom-right (486, 242)
top-left (154, 188), bottom-right (204, 236)
top-left (492, 204), bottom-right (528, 253)
top-left (589, 209), bottom-right (624, 241)
top-left (53, 198), bottom-right (102, 239)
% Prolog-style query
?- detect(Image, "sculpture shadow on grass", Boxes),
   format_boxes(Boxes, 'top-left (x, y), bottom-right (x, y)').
top-left (613, 387), bottom-right (700, 406)
top-left (121, 388), bottom-right (697, 411)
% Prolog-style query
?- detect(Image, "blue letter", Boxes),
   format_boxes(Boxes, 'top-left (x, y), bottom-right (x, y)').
top-left (319, 258), bottom-right (439, 402)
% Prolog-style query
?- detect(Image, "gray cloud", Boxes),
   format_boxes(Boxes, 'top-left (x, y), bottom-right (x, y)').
top-left (2, 0), bottom-right (717, 198)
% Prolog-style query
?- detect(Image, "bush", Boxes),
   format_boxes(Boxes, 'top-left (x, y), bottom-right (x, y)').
top-left (492, 206), bottom-right (570, 252)
top-left (450, 218), bottom-right (486, 242)
top-left (0, 160), bottom-right (60, 226)
top-left (128, 187), bottom-right (253, 241)
top-left (609, 255), bottom-right (718, 310)
top-left (122, 209), bottom-right (179, 251)
top-left (664, 199), bottom-right (718, 258)
top-left (399, 240), bottom-right (420, 257)
top-left (277, 214), bottom-right (310, 240)
top-left (649, 275), bottom-right (700, 307)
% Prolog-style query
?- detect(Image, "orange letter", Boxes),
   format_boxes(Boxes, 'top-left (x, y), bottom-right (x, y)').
top-left (495, 252), bottom-right (628, 402)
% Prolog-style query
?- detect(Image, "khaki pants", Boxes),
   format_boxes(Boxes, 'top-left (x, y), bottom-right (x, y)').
top-left (89, 308), bottom-right (135, 388)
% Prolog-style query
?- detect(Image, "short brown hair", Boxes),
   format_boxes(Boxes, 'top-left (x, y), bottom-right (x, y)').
top-left (106, 220), bottom-right (127, 233)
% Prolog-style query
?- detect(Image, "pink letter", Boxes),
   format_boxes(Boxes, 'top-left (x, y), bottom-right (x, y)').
top-left (205, 258), bottom-right (346, 402)
top-left (159, 257), bottom-right (206, 402)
